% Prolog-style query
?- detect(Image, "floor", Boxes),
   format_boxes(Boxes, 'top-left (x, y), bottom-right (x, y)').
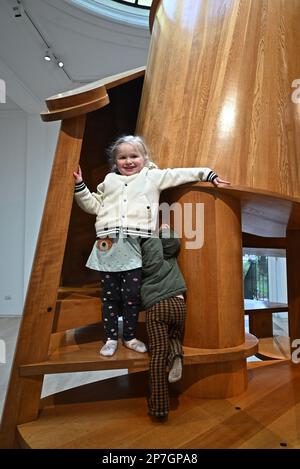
top-left (17, 360), bottom-right (300, 449)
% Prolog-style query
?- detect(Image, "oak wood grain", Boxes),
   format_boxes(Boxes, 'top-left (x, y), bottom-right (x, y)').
top-left (16, 360), bottom-right (300, 449)
top-left (138, 0), bottom-right (300, 200)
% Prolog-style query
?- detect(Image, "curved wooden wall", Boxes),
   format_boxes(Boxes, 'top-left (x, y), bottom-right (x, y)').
top-left (139, 0), bottom-right (300, 198)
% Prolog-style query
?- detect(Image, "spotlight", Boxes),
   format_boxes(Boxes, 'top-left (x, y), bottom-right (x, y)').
top-left (13, 5), bottom-right (23, 18)
top-left (58, 60), bottom-right (64, 68)
top-left (44, 51), bottom-right (51, 62)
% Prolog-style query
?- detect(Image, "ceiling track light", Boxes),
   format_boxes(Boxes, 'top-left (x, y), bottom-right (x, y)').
top-left (44, 51), bottom-right (52, 62)
top-left (43, 51), bottom-right (64, 69)
top-left (53, 54), bottom-right (64, 69)
top-left (12, 6), bottom-right (22, 18)
top-left (13, 1), bottom-right (71, 79)
top-left (12, 0), bottom-right (24, 18)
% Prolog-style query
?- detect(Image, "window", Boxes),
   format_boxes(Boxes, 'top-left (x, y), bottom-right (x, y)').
top-left (243, 254), bottom-right (269, 300)
top-left (69, 0), bottom-right (151, 27)
top-left (112, 0), bottom-right (152, 8)
top-left (243, 248), bottom-right (287, 302)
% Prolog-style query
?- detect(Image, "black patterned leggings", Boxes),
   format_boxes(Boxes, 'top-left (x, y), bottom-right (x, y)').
top-left (146, 296), bottom-right (186, 417)
top-left (100, 268), bottom-right (142, 341)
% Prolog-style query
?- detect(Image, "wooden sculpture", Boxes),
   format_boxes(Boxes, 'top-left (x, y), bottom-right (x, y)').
top-left (137, 0), bottom-right (300, 396)
top-left (1, 0), bottom-right (300, 449)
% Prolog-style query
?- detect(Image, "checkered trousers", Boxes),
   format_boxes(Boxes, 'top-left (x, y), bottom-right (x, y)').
top-left (146, 296), bottom-right (186, 417)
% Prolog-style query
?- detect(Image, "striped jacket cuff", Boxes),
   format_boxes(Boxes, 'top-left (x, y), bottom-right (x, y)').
top-left (206, 171), bottom-right (218, 182)
top-left (74, 181), bottom-right (86, 193)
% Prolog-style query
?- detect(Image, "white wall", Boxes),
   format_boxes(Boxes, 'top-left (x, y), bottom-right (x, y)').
top-left (0, 111), bottom-right (59, 315)
top-left (0, 111), bottom-right (26, 315)
top-left (23, 115), bottom-right (59, 296)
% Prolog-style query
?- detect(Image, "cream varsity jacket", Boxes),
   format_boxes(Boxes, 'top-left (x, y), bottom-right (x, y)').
top-left (74, 166), bottom-right (217, 237)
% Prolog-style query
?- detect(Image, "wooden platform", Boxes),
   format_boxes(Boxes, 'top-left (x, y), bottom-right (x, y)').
top-left (244, 299), bottom-right (288, 338)
top-left (17, 360), bottom-right (300, 449)
top-left (19, 323), bottom-right (258, 376)
top-left (244, 299), bottom-right (288, 315)
top-left (257, 336), bottom-right (291, 360)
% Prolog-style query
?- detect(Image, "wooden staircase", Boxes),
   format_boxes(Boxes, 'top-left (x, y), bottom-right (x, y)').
top-left (1, 280), bottom-right (258, 449)
top-left (3, 0), bottom-right (300, 446)
top-left (0, 0), bottom-right (300, 448)
top-left (0, 66), bottom-right (258, 448)
top-left (0, 67), bottom-right (148, 449)
top-left (0, 63), bottom-right (296, 448)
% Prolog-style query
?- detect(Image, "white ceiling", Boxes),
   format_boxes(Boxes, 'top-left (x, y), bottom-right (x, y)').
top-left (0, 95), bottom-right (23, 111)
top-left (0, 0), bottom-right (150, 113)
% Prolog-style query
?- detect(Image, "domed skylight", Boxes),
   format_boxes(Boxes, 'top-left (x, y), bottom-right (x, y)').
top-left (68, 0), bottom-right (153, 27)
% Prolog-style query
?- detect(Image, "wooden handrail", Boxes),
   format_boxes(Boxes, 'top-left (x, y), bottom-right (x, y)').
top-left (41, 67), bottom-right (145, 121)
top-left (164, 182), bottom-right (300, 238)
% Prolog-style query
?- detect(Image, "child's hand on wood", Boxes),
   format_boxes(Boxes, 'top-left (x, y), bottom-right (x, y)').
top-left (73, 166), bottom-right (83, 183)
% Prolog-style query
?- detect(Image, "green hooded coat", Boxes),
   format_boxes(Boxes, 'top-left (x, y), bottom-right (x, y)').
top-left (141, 229), bottom-right (187, 309)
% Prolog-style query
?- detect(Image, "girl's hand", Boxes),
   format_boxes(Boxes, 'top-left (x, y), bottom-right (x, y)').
top-left (160, 224), bottom-right (170, 230)
top-left (212, 176), bottom-right (230, 186)
top-left (73, 165), bottom-right (83, 183)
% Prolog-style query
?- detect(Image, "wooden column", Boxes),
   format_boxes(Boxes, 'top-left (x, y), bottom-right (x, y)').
top-left (164, 185), bottom-right (246, 397)
top-left (0, 116), bottom-right (86, 448)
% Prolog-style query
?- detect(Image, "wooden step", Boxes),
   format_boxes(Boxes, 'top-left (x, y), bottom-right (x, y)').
top-left (53, 285), bottom-right (146, 332)
top-left (256, 335), bottom-right (291, 360)
top-left (16, 360), bottom-right (300, 449)
top-left (19, 327), bottom-right (258, 376)
top-left (53, 285), bottom-right (102, 332)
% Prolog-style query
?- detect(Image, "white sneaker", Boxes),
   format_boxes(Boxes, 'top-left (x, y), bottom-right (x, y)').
top-left (124, 338), bottom-right (147, 353)
top-left (100, 340), bottom-right (118, 357)
top-left (168, 356), bottom-right (182, 383)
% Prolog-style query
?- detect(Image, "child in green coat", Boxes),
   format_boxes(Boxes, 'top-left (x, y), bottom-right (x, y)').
top-left (141, 225), bottom-right (187, 420)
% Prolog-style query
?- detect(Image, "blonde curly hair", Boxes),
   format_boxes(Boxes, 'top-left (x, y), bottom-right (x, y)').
top-left (107, 135), bottom-right (158, 172)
